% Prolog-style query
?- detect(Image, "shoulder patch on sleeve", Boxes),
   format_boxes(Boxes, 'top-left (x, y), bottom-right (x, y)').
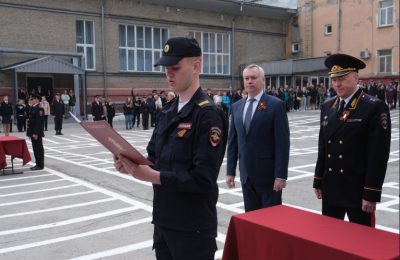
top-left (209, 126), bottom-right (222, 147)
top-left (381, 113), bottom-right (388, 129)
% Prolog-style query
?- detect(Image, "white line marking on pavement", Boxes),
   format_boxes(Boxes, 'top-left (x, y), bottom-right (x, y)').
top-left (0, 190), bottom-right (96, 207)
top-left (0, 206), bottom-right (139, 236)
top-left (67, 240), bottom-right (154, 260)
top-left (0, 198), bottom-right (117, 219)
top-left (0, 184), bottom-right (80, 197)
top-left (0, 217), bottom-right (153, 254)
top-left (0, 179), bottom-right (65, 189)
top-left (0, 173), bottom-right (53, 182)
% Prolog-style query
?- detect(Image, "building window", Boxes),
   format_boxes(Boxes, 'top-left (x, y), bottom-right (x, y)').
top-left (379, 0), bottom-right (393, 27)
top-left (324, 24), bottom-right (332, 35)
top-left (378, 50), bottom-right (392, 73)
top-left (292, 43), bottom-right (300, 53)
top-left (189, 31), bottom-right (231, 75)
top-left (76, 20), bottom-right (95, 70)
top-left (119, 24), bottom-right (168, 72)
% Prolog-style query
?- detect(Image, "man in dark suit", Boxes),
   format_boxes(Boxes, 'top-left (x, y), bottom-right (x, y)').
top-left (27, 94), bottom-right (45, 170)
top-left (314, 54), bottom-right (391, 227)
top-left (91, 95), bottom-right (104, 121)
top-left (226, 64), bottom-right (290, 212)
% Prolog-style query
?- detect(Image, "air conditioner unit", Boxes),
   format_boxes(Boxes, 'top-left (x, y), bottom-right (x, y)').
top-left (360, 50), bottom-right (370, 59)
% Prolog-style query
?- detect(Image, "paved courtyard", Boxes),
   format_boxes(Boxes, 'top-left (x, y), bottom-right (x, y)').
top-left (0, 109), bottom-right (398, 259)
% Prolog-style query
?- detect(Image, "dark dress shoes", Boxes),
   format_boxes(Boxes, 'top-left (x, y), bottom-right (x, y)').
top-left (30, 166), bottom-right (44, 171)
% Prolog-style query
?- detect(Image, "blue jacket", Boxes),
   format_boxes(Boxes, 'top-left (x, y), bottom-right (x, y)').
top-left (227, 92), bottom-right (290, 191)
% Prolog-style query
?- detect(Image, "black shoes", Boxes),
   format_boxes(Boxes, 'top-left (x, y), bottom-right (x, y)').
top-left (30, 166), bottom-right (44, 171)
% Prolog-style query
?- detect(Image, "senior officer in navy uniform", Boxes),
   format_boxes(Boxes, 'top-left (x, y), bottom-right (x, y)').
top-left (27, 93), bottom-right (45, 170)
top-left (114, 37), bottom-right (228, 260)
top-left (314, 53), bottom-right (391, 227)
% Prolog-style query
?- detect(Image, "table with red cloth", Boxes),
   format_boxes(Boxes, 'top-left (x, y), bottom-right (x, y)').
top-left (0, 136), bottom-right (31, 171)
top-left (222, 205), bottom-right (399, 260)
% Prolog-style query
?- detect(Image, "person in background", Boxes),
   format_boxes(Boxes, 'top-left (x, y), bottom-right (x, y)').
top-left (166, 91), bottom-right (176, 103)
top-left (123, 97), bottom-right (133, 130)
top-left (213, 91), bottom-right (222, 108)
top-left (221, 91), bottom-right (231, 115)
top-left (133, 95), bottom-right (142, 128)
top-left (314, 53), bottom-right (391, 227)
top-left (69, 89), bottom-right (76, 116)
top-left (40, 96), bottom-right (50, 131)
top-left (0, 96), bottom-right (13, 136)
top-left (101, 97), bottom-right (107, 121)
top-left (226, 64), bottom-right (290, 212)
top-left (51, 93), bottom-right (64, 135)
top-left (154, 93), bottom-right (163, 126)
top-left (141, 94), bottom-right (151, 130)
top-left (91, 95), bottom-right (103, 121)
top-left (16, 99), bottom-right (27, 132)
top-left (106, 98), bottom-right (116, 128)
top-left (27, 93), bottom-right (45, 170)
top-left (114, 36), bottom-right (228, 260)
top-left (61, 90), bottom-right (70, 119)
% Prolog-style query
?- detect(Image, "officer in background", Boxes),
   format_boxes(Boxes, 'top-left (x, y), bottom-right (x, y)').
top-left (314, 53), bottom-right (391, 227)
top-left (91, 95), bottom-right (104, 121)
top-left (27, 93), bottom-right (44, 170)
top-left (114, 37), bottom-right (228, 260)
top-left (51, 92), bottom-right (64, 135)
top-left (16, 99), bottom-right (27, 132)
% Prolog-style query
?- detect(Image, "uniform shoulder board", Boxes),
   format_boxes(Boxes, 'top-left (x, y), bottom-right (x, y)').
top-left (197, 100), bottom-right (211, 108)
top-left (362, 94), bottom-right (379, 103)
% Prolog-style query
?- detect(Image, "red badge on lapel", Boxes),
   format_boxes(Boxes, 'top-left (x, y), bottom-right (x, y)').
top-left (257, 101), bottom-right (267, 110)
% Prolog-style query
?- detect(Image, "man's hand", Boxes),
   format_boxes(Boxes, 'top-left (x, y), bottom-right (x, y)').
top-left (114, 155), bottom-right (160, 184)
top-left (273, 178), bottom-right (286, 192)
top-left (362, 200), bottom-right (376, 213)
top-left (314, 188), bottom-right (322, 199)
top-left (32, 134), bottom-right (38, 140)
top-left (226, 175), bottom-right (235, 188)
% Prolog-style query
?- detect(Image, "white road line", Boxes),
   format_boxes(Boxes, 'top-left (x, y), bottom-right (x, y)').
top-left (0, 179), bottom-right (65, 189)
top-left (0, 217), bottom-right (153, 254)
top-left (0, 184), bottom-right (80, 197)
top-left (67, 240), bottom-right (153, 260)
top-left (0, 206), bottom-right (139, 236)
top-left (0, 190), bottom-right (96, 207)
top-left (0, 198), bottom-right (117, 219)
top-left (0, 173), bottom-right (53, 182)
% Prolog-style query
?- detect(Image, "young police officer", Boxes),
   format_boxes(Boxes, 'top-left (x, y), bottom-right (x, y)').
top-left (115, 37), bottom-right (228, 259)
top-left (27, 93), bottom-right (45, 170)
top-left (314, 54), bottom-right (391, 227)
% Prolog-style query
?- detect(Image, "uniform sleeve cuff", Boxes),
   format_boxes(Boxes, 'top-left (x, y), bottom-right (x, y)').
top-left (313, 177), bottom-right (322, 189)
top-left (159, 171), bottom-right (175, 186)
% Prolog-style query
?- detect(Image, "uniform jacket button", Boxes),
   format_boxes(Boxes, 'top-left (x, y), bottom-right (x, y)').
top-left (340, 169), bottom-right (344, 173)
top-left (328, 154), bottom-right (331, 158)
top-left (339, 155), bottom-right (343, 159)
top-left (328, 140), bottom-right (332, 144)
top-left (339, 140), bottom-right (343, 144)
top-left (329, 168), bottom-right (332, 172)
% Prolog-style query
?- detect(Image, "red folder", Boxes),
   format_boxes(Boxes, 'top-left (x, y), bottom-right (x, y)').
top-left (80, 120), bottom-right (152, 165)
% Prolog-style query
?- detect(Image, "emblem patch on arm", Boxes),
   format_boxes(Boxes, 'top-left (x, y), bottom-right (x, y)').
top-left (381, 113), bottom-right (388, 129)
top-left (209, 126), bottom-right (222, 147)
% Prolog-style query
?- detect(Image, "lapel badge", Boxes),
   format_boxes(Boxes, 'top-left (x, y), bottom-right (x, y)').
top-left (177, 129), bottom-right (187, 138)
top-left (257, 101), bottom-right (267, 110)
top-left (209, 126), bottom-right (222, 147)
top-left (322, 115), bottom-right (328, 127)
top-left (340, 110), bottom-right (350, 121)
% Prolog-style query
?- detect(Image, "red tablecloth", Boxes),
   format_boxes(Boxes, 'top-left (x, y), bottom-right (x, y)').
top-left (222, 205), bottom-right (399, 260)
top-left (0, 136), bottom-right (31, 169)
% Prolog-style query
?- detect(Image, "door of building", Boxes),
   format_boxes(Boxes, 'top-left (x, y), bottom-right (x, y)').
top-left (27, 76), bottom-right (53, 102)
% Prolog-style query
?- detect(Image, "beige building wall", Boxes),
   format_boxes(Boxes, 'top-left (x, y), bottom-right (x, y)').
top-left (297, 0), bottom-right (399, 80)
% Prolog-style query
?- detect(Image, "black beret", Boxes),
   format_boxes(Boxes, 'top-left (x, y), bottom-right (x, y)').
top-left (325, 53), bottom-right (366, 78)
top-left (154, 37), bottom-right (202, 67)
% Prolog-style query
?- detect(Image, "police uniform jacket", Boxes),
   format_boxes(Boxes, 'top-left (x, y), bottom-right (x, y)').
top-left (314, 88), bottom-right (391, 208)
top-left (91, 101), bottom-right (103, 120)
top-left (147, 88), bottom-right (228, 233)
top-left (16, 104), bottom-right (27, 117)
top-left (51, 100), bottom-right (64, 117)
top-left (27, 104), bottom-right (44, 138)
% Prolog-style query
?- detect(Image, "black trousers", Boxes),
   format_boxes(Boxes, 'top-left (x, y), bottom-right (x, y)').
top-left (241, 178), bottom-right (282, 212)
top-left (17, 116), bottom-right (25, 132)
top-left (153, 225), bottom-right (217, 260)
top-left (54, 116), bottom-right (63, 131)
top-left (142, 112), bottom-right (149, 129)
top-left (43, 115), bottom-right (48, 130)
top-left (31, 136), bottom-right (44, 168)
top-left (322, 201), bottom-right (375, 227)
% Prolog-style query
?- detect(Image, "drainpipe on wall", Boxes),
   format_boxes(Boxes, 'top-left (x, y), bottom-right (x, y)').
top-left (101, 1), bottom-right (108, 98)
top-left (337, 0), bottom-right (342, 52)
top-left (231, 18), bottom-right (235, 89)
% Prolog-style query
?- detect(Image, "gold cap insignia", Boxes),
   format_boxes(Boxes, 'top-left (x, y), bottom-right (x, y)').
top-left (164, 44), bottom-right (170, 53)
top-left (329, 65), bottom-right (356, 75)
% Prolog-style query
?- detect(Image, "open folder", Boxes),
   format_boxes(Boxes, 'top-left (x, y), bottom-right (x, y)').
top-left (70, 112), bottom-right (152, 165)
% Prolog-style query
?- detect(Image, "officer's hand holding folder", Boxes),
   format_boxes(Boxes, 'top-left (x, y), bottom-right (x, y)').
top-left (69, 112), bottom-right (152, 165)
